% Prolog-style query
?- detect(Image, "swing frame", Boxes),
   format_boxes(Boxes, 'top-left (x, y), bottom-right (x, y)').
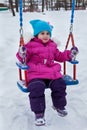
top-left (16, 0), bottom-right (79, 93)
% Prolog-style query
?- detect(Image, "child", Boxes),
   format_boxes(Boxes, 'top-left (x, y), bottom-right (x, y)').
top-left (16, 19), bottom-right (78, 126)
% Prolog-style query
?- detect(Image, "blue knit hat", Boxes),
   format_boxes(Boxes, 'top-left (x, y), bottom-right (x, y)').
top-left (30, 19), bottom-right (53, 37)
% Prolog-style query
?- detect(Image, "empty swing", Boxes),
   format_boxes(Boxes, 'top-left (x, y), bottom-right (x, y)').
top-left (16, 0), bottom-right (79, 93)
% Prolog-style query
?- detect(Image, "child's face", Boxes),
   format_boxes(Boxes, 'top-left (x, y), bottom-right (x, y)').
top-left (38, 31), bottom-right (50, 43)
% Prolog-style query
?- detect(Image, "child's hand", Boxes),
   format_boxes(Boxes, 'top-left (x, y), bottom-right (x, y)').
top-left (70, 46), bottom-right (79, 61)
top-left (19, 46), bottom-right (26, 58)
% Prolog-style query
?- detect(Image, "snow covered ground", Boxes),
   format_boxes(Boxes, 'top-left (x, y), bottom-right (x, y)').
top-left (0, 9), bottom-right (87, 130)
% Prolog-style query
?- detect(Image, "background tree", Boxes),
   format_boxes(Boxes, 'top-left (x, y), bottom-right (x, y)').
top-left (9, 0), bottom-right (15, 16)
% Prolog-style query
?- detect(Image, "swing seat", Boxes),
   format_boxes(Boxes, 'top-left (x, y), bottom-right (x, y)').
top-left (17, 74), bottom-right (79, 93)
top-left (17, 80), bottom-right (50, 93)
top-left (63, 60), bottom-right (79, 85)
top-left (63, 75), bottom-right (79, 85)
top-left (17, 80), bottom-right (29, 93)
top-left (16, 62), bottom-right (29, 92)
top-left (16, 60), bottom-right (79, 93)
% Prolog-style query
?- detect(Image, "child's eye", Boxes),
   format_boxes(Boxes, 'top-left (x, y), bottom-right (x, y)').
top-left (41, 32), bottom-right (50, 35)
top-left (46, 32), bottom-right (50, 35)
top-left (41, 32), bottom-right (45, 35)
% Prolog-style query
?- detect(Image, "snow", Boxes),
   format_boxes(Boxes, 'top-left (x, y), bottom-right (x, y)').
top-left (0, 0), bottom-right (4, 3)
top-left (0, 9), bottom-right (87, 130)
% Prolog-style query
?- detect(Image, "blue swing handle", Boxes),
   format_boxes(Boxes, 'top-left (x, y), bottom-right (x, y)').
top-left (16, 60), bottom-right (79, 70)
top-left (16, 62), bottom-right (29, 70)
top-left (69, 60), bottom-right (79, 64)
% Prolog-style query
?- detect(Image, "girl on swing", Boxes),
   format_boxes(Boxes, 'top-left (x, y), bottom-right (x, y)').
top-left (16, 19), bottom-right (78, 126)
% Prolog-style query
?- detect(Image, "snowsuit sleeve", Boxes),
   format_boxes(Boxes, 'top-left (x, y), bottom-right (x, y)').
top-left (54, 48), bottom-right (71, 62)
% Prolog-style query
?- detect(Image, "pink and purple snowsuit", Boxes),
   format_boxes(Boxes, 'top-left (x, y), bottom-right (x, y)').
top-left (16, 37), bottom-right (71, 114)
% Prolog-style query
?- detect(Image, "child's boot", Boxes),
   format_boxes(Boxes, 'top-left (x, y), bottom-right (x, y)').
top-left (53, 106), bottom-right (68, 117)
top-left (57, 108), bottom-right (68, 117)
top-left (35, 113), bottom-right (45, 126)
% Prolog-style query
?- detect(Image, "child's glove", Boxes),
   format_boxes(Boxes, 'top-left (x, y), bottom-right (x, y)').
top-left (70, 46), bottom-right (79, 61)
top-left (19, 46), bottom-right (26, 58)
top-left (18, 46), bottom-right (26, 64)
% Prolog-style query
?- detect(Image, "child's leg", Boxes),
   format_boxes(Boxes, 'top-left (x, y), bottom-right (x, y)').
top-left (28, 79), bottom-right (46, 114)
top-left (50, 78), bottom-right (67, 110)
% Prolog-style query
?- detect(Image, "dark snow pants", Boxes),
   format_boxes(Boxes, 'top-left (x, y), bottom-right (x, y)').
top-left (28, 78), bottom-right (67, 114)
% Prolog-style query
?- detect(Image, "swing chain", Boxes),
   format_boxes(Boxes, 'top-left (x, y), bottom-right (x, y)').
top-left (19, 27), bottom-right (23, 37)
top-left (69, 23), bottom-right (73, 33)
